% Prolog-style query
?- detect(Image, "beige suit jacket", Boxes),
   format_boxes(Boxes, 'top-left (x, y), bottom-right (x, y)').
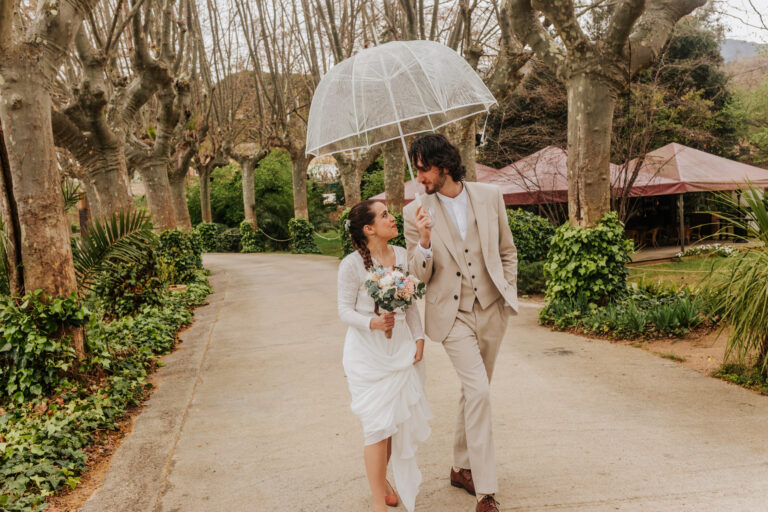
top-left (404, 182), bottom-right (518, 343)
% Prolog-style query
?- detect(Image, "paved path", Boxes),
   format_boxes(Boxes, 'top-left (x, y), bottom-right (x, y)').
top-left (81, 253), bottom-right (768, 512)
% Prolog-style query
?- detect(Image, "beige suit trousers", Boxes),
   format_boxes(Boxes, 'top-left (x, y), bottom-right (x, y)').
top-left (442, 297), bottom-right (509, 495)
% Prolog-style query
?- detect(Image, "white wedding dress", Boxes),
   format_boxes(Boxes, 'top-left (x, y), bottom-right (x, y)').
top-left (337, 246), bottom-right (432, 512)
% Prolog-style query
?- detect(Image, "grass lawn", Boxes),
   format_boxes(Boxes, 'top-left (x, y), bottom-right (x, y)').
top-left (314, 230), bottom-right (343, 258)
top-left (627, 255), bottom-right (732, 289)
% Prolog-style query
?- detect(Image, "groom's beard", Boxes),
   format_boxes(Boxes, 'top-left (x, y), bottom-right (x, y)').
top-left (424, 172), bottom-right (447, 195)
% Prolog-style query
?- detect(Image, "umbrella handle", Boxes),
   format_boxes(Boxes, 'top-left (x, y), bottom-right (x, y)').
top-left (395, 131), bottom-right (422, 207)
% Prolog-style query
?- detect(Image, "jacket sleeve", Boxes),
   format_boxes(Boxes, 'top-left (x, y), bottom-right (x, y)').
top-left (496, 188), bottom-right (518, 288)
top-left (404, 203), bottom-right (434, 284)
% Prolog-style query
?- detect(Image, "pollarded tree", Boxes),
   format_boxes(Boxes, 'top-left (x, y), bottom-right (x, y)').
top-left (505, 0), bottom-right (707, 227)
top-left (0, 0), bottom-right (100, 303)
top-left (124, 0), bottom-right (200, 230)
top-left (50, 1), bottom-right (149, 221)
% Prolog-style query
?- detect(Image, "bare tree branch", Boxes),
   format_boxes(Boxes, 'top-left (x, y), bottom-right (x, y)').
top-left (604, 0), bottom-right (644, 53)
top-left (629, 0), bottom-right (707, 75)
top-left (505, 0), bottom-right (566, 76)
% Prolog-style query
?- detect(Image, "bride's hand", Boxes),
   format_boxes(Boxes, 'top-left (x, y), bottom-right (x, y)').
top-left (413, 338), bottom-right (424, 364)
top-left (370, 312), bottom-right (395, 332)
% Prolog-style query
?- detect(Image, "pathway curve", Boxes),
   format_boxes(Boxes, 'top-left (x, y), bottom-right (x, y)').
top-left (81, 253), bottom-right (768, 511)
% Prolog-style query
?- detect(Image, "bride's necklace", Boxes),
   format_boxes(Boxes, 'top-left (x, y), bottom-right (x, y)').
top-left (370, 245), bottom-right (395, 268)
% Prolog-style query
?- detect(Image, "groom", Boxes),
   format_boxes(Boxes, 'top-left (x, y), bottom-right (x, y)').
top-left (404, 134), bottom-right (518, 512)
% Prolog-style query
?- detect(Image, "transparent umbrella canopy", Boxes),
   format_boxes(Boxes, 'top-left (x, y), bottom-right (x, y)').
top-left (306, 40), bottom-right (497, 201)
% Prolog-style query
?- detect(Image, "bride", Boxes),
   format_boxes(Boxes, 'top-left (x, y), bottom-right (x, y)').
top-left (337, 199), bottom-right (432, 512)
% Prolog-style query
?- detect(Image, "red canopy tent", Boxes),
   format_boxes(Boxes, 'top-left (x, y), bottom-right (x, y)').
top-left (629, 142), bottom-right (768, 191)
top-left (372, 146), bottom-right (682, 205)
top-left (370, 143), bottom-right (768, 252)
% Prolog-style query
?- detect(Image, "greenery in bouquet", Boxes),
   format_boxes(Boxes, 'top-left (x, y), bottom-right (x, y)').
top-left (364, 265), bottom-right (426, 313)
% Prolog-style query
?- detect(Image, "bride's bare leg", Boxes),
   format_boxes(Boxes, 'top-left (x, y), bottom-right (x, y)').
top-left (364, 438), bottom-right (388, 512)
top-left (385, 437), bottom-right (394, 494)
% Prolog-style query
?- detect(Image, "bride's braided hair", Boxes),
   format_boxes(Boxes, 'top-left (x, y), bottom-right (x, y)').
top-left (347, 200), bottom-right (378, 270)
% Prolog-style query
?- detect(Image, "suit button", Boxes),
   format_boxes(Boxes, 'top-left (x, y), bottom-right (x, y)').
top-left (456, 271), bottom-right (461, 277)
top-left (422, 261), bottom-right (426, 268)
top-left (472, 275), bottom-right (475, 279)
top-left (474, 288), bottom-right (477, 291)
top-left (465, 249), bottom-right (468, 253)
top-left (454, 295), bottom-right (459, 300)
top-left (468, 262), bottom-right (472, 266)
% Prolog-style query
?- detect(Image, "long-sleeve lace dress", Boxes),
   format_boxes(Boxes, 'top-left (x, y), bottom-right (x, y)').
top-left (337, 245), bottom-right (432, 512)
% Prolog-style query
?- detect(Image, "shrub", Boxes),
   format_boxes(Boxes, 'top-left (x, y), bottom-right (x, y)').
top-left (338, 208), bottom-right (354, 258)
top-left (0, 291), bottom-right (88, 403)
top-left (0, 272), bottom-right (212, 511)
top-left (541, 288), bottom-right (703, 339)
top-left (156, 229), bottom-right (203, 284)
top-left (391, 212), bottom-right (406, 248)
top-left (195, 222), bottom-right (225, 252)
top-left (90, 251), bottom-right (166, 318)
top-left (289, 218), bottom-right (321, 254)
top-left (518, 260), bottom-right (547, 294)
top-left (240, 220), bottom-right (264, 253)
top-left (361, 156), bottom-right (385, 200)
top-left (544, 211), bottom-right (633, 306)
top-left (217, 227), bottom-right (242, 252)
top-left (507, 209), bottom-right (557, 262)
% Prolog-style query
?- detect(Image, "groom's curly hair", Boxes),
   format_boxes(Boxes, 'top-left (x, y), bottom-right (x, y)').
top-left (408, 133), bottom-right (466, 182)
top-left (347, 200), bottom-right (377, 270)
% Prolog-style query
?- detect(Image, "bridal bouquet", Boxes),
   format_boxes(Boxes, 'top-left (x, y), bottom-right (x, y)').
top-left (365, 265), bottom-right (426, 338)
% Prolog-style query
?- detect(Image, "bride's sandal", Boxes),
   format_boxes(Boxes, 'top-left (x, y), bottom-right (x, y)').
top-left (385, 479), bottom-right (398, 507)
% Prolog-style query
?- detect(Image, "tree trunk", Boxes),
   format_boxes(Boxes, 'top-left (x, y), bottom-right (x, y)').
top-left (137, 162), bottom-right (177, 230)
top-left (446, 117), bottom-right (478, 182)
top-left (291, 153), bottom-right (309, 220)
top-left (241, 158), bottom-right (257, 225)
top-left (199, 166), bottom-right (212, 223)
top-left (383, 142), bottom-right (405, 214)
top-left (0, 70), bottom-right (79, 299)
top-left (335, 149), bottom-right (380, 208)
top-left (337, 159), bottom-right (363, 207)
top-left (168, 171), bottom-right (192, 231)
top-left (0, 126), bottom-right (22, 295)
top-left (566, 74), bottom-right (618, 228)
top-left (82, 147), bottom-right (134, 219)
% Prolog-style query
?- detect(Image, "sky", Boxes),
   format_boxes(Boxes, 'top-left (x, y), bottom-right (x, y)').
top-left (720, 0), bottom-right (768, 43)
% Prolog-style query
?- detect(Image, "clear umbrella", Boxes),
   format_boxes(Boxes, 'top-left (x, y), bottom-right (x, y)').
top-left (306, 40), bottom-right (497, 204)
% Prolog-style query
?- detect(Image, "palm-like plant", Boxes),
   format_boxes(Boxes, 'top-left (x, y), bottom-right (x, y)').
top-left (62, 179), bottom-right (84, 212)
top-left (706, 251), bottom-right (768, 372)
top-left (704, 184), bottom-right (768, 372)
top-left (73, 209), bottom-right (156, 290)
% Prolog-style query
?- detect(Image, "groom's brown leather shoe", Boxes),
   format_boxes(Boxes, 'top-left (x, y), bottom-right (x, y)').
top-left (450, 467), bottom-right (476, 496)
top-left (475, 495), bottom-right (500, 512)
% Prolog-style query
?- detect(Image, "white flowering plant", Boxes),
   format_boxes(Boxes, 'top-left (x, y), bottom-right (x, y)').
top-left (675, 243), bottom-right (737, 258)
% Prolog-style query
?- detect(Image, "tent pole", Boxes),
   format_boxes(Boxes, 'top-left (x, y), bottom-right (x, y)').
top-left (678, 194), bottom-right (685, 254)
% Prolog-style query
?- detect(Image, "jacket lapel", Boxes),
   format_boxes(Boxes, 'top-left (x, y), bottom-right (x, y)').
top-left (425, 193), bottom-right (461, 268)
top-left (466, 183), bottom-right (490, 261)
